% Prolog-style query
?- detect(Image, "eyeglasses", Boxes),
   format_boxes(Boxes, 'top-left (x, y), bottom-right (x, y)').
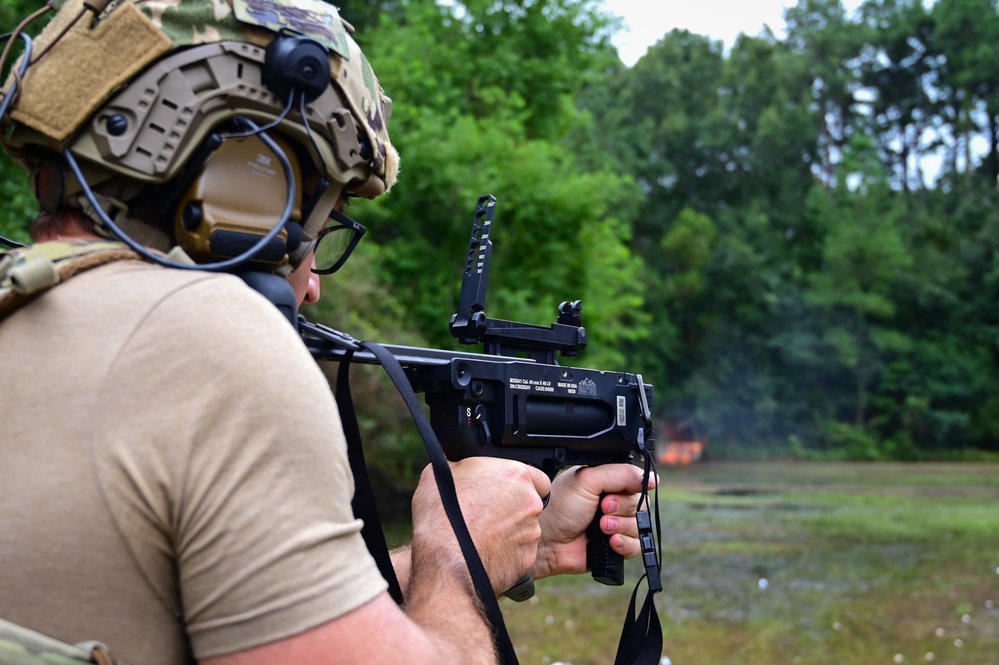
top-left (311, 208), bottom-right (367, 275)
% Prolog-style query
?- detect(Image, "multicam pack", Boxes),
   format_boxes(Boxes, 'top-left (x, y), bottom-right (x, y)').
top-left (0, 618), bottom-right (126, 665)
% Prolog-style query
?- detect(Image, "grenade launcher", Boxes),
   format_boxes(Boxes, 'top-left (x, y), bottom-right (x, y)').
top-left (299, 195), bottom-right (657, 590)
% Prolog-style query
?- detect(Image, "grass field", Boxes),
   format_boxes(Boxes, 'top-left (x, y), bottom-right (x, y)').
top-left (502, 462), bottom-right (999, 665)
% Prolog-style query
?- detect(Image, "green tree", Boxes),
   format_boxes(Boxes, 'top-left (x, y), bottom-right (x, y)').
top-left (0, 0), bottom-right (45, 245)
top-left (931, 0), bottom-right (999, 185)
top-left (614, 29), bottom-right (729, 241)
top-left (785, 0), bottom-right (866, 194)
top-left (804, 168), bottom-right (913, 441)
top-left (356, 0), bottom-right (647, 368)
top-left (856, 0), bottom-right (937, 191)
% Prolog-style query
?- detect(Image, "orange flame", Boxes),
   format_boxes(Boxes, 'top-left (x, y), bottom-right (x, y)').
top-left (657, 441), bottom-right (704, 465)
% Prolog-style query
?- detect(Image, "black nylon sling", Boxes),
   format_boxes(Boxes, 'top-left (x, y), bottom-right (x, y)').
top-left (334, 341), bottom-right (521, 663)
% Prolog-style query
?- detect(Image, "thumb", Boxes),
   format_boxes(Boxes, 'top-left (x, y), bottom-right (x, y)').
top-left (574, 463), bottom-right (652, 497)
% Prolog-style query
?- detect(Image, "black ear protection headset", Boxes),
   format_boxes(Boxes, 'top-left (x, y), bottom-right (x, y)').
top-left (168, 35), bottom-right (333, 269)
top-left (152, 32), bottom-right (334, 272)
top-left (177, 33), bottom-right (332, 323)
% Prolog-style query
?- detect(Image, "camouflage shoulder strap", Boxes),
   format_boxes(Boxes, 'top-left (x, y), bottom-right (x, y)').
top-left (0, 618), bottom-right (127, 665)
top-left (0, 240), bottom-right (141, 320)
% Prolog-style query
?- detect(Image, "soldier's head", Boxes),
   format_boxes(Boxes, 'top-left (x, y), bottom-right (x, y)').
top-left (1, 0), bottom-right (398, 275)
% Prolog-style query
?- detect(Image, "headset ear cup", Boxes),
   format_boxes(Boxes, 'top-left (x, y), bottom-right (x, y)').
top-left (173, 133), bottom-right (303, 265)
top-left (263, 36), bottom-right (331, 103)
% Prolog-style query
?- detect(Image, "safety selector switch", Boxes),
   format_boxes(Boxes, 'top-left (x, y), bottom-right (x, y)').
top-left (472, 404), bottom-right (492, 445)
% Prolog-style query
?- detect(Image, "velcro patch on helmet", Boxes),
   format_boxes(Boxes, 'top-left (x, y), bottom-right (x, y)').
top-left (232, 0), bottom-right (350, 60)
top-left (10, 0), bottom-right (173, 143)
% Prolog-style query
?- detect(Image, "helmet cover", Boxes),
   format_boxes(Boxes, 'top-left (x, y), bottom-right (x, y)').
top-left (5, 0), bottom-right (398, 206)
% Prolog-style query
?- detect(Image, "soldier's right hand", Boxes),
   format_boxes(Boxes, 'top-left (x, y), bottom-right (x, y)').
top-left (410, 458), bottom-right (551, 595)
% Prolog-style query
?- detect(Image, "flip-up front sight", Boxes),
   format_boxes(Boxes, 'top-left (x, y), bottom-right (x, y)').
top-left (300, 194), bottom-right (655, 587)
top-left (449, 195), bottom-right (587, 364)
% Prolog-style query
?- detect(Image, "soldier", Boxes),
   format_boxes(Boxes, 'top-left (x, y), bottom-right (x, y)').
top-left (0, 1), bottom-right (651, 663)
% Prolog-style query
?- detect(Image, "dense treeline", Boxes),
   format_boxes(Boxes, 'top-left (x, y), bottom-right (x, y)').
top-left (2, 0), bottom-right (997, 465)
top-left (605, 0), bottom-right (999, 459)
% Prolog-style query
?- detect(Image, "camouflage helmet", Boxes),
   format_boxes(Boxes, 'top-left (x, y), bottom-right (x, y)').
top-left (2, 0), bottom-right (398, 267)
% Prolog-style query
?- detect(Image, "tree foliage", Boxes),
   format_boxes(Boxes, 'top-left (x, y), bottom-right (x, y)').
top-left (0, 0), bottom-right (39, 245)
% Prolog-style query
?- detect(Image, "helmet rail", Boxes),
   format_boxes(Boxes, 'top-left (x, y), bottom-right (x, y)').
top-left (63, 116), bottom-right (297, 272)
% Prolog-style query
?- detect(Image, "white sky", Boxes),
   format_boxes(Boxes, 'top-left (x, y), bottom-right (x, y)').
top-left (604, 1), bottom-right (861, 66)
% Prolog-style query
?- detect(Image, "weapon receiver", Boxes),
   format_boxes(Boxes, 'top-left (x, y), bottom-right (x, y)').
top-left (301, 194), bottom-right (656, 589)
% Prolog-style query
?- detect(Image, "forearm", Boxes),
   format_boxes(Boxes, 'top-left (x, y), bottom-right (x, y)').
top-left (404, 543), bottom-right (498, 663)
top-left (387, 458), bottom-right (548, 663)
top-left (386, 542), bottom-right (497, 662)
top-left (390, 544), bottom-right (412, 592)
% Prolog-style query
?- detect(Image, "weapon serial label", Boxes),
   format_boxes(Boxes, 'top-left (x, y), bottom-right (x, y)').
top-left (617, 396), bottom-right (627, 426)
top-left (510, 378), bottom-right (555, 393)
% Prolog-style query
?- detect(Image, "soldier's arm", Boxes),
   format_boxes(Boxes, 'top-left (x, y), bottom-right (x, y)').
top-left (203, 458), bottom-right (550, 665)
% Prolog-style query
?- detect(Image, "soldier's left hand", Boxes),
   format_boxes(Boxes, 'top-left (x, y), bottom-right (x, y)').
top-left (529, 464), bottom-right (655, 580)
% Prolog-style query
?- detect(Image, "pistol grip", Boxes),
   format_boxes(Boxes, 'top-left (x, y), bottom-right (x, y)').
top-left (586, 495), bottom-right (625, 586)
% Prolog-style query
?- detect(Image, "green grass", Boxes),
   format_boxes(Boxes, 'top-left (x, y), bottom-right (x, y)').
top-left (502, 462), bottom-right (999, 665)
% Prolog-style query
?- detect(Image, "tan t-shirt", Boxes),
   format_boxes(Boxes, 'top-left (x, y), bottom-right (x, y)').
top-left (0, 260), bottom-right (387, 663)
